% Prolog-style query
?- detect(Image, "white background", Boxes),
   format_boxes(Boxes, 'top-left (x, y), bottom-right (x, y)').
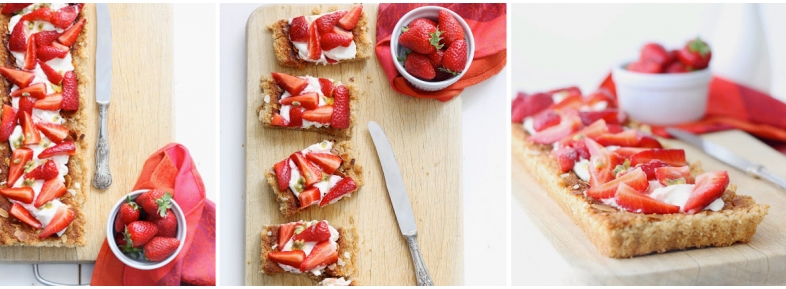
top-left (219, 3), bottom-right (507, 286)
top-left (0, 4), bottom-right (218, 285)
top-left (511, 3), bottom-right (786, 285)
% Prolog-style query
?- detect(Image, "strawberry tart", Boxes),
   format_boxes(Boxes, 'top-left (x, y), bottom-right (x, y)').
top-left (260, 220), bottom-right (358, 283)
top-left (0, 3), bottom-right (88, 247)
top-left (268, 5), bottom-right (371, 68)
top-left (265, 140), bottom-right (363, 217)
top-left (512, 87), bottom-right (769, 258)
top-left (259, 72), bottom-right (358, 137)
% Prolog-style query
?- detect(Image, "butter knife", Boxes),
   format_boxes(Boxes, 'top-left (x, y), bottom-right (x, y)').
top-left (92, 4), bottom-right (112, 189)
top-left (667, 127), bottom-right (786, 191)
top-left (368, 121), bottom-right (434, 286)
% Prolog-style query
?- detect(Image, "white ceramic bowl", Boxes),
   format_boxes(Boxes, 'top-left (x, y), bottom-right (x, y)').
top-left (612, 62), bottom-right (712, 126)
top-left (390, 6), bottom-right (475, 91)
top-left (106, 189), bottom-right (187, 270)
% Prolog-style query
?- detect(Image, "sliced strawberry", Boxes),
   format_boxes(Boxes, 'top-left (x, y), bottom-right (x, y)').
top-left (9, 203), bottom-right (41, 229)
top-left (302, 106), bottom-right (333, 124)
top-left (318, 78), bottom-right (334, 97)
top-left (553, 147), bottom-right (578, 173)
top-left (25, 159), bottom-right (58, 180)
top-left (306, 21), bottom-right (322, 60)
top-left (298, 187), bottom-right (321, 209)
top-left (57, 18), bottom-right (85, 47)
top-left (319, 177), bottom-right (357, 207)
top-left (280, 92), bottom-right (319, 110)
top-left (319, 32), bottom-right (352, 50)
top-left (585, 139), bottom-right (625, 188)
top-left (551, 94), bottom-right (583, 111)
top-left (273, 158), bottom-right (291, 191)
top-left (277, 222), bottom-right (300, 250)
top-left (583, 89), bottom-right (616, 109)
top-left (21, 7), bottom-right (51, 22)
top-left (636, 159), bottom-right (669, 180)
top-left (512, 92), bottom-right (553, 121)
top-left (630, 149), bottom-right (687, 167)
top-left (306, 153), bottom-right (342, 175)
top-left (20, 111), bottom-right (41, 145)
top-left (18, 97), bottom-right (34, 119)
top-left (289, 16), bottom-right (309, 42)
top-left (637, 135), bottom-right (663, 149)
top-left (32, 93), bottom-right (62, 111)
top-left (532, 111), bottom-right (560, 132)
top-left (683, 171), bottom-right (729, 214)
top-left (595, 130), bottom-right (639, 147)
top-left (655, 166), bottom-right (694, 186)
top-left (7, 148), bottom-right (33, 186)
top-left (511, 92), bottom-right (527, 123)
top-left (35, 122), bottom-right (68, 143)
top-left (269, 250), bottom-right (306, 268)
top-left (34, 30), bottom-right (61, 47)
top-left (271, 113), bottom-right (289, 127)
top-left (527, 114), bottom-right (582, 144)
top-left (37, 45), bottom-right (69, 62)
top-left (24, 34), bottom-right (37, 70)
top-left (558, 119), bottom-right (608, 147)
top-left (330, 85), bottom-right (350, 129)
top-left (325, 56), bottom-right (338, 64)
top-left (586, 167), bottom-right (648, 199)
top-left (38, 141), bottom-right (76, 159)
top-left (315, 11), bottom-right (347, 33)
top-left (50, 5), bottom-right (78, 29)
top-left (11, 83), bottom-right (46, 99)
top-left (1, 4), bottom-right (31, 15)
top-left (60, 70), bottom-right (78, 111)
top-left (288, 107), bottom-right (304, 127)
top-left (0, 67), bottom-right (35, 88)
top-left (337, 5), bottom-right (363, 30)
top-left (615, 183), bottom-right (680, 214)
top-left (271, 72), bottom-right (307, 96)
top-left (607, 124), bottom-right (625, 134)
top-left (573, 138), bottom-right (591, 160)
top-left (579, 109), bottom-right (621, 126)
top-left (293, 221), bottom-right (331, 242)
top-left (0, 187), bottom-right (34, 204)
top-left (39, 206), bottom-right (74, 239)
top-left (0, 105), bottom-right (16, 142)
top-left (38, 60), bottom-right (63, 84)
top-left (299, 240), bottom-right (338, 271)
top-left (9, 20), bottom-right (26, 52)
top-left (34, 178), bottom-right (66, 208)
top-left (291, 152), bottom-right (323, 187)
top-left (331, 26), bottom-right (353, 40)
top-left (614, 147), bottom-right (648, 159)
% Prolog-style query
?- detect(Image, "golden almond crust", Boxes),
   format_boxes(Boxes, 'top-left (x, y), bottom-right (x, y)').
top-left (267, 10), bottom-right (371, 69)
top-left (512, 125), bottom-right (769, 258)
top-left (260, 224), bottom-right (359, 283)
top-left (0, 5), bottom-right (88, 247)
top-left (264, 141), bottom-right (364, 217)
top-left (258, 76), bottom-right (359, 137)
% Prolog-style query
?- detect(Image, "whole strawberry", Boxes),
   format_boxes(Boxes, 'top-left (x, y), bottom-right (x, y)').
top-left (404, 53), bottom-right (436, 80)
top-left (136, 189), bottom-right (173, 218)
top-left (148, 209), bottom-right (178, 238)
top-left (144, 237), bottom-right (181, 262)
top-left (124, 220), bottom-right (159, 247)
top-left (438, 10), bottom-right (464, 47)
top-left (409, 17), bottom-right (436, 31)
top-left (398, 21), bottom-right (443, 55)
top-left (114, 196), bottom-right (141, 232)
top-left (440, 40), bottom-right (468, 75)
top-left (428, 50), bottom-right (443, 69)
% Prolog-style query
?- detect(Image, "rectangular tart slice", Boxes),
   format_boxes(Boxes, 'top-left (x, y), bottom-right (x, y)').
top-left (512, 87), bottom-right (769, 258)
top-left (265, 140), bottom-right (363, 217)
top-left (259, 72), bottom-right (358, 137)
top-left (0, 3), bottom-right (88, 247)
top-left (261, 220), bottom-right (358, 283)
top-left (268, 4), bottom-right (371, 68)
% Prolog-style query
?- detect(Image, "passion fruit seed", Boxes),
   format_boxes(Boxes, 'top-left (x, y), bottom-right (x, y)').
top-left (293, 240), bottom-right (305, 250)
top-left (294, 225), bottom-right (305, 235)
top-left (22, 178), bottom-right (34, 187)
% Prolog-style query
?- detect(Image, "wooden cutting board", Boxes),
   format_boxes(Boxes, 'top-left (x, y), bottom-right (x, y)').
top-left (513, 130), bottom-right (786, 285)
top-left (245, 4), bottom-right (463, 286)
top-left (0, 4), bottom-right (173, 263)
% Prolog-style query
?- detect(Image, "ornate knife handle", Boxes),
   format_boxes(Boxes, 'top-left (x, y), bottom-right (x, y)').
top-left (92, 102), bottom-right (112, 189)
top-left (748, 165), bottom-right (786, 191)
top-left (404, 234), bottom-right (434, 286)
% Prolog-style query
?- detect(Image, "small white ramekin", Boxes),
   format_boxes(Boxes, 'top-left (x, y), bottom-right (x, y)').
top-left (106, 189), bottom-right (187, 270)
top-left (390, 6), bottom-right (475, 92)
top-left (612, 62), bottom-right (712, 126)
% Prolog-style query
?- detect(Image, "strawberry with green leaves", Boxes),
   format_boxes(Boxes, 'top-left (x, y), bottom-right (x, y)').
top-left (398, 20), bottom-right (442, 55)
top-left (124, 220), bottom-right (158, 247)
top-left (143, 237), bottom-right (180, 262)
top-left (440, 40), bottom-right (468, 75)
top-left (438, 10), bottom-right (464, 47)
top-left (114, 196), bottom-right (141, 232)
top-left (677, 37), bottom-right (712, 70)
top-left (136, 189), bottom-right (173, 218)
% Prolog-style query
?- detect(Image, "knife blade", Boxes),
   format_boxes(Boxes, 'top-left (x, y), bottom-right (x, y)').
top-left (368, 121), bottom-right (434, 286)
top-left (92, 4), bottom-right (113, 189)
top-left (667, 127), bottom-right (786, 191)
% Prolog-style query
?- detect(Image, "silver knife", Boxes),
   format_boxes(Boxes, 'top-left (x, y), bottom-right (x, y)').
top-left (92, 4), bottom-right (112, 189)
top-left (368, 121), bottom-right (434, 286)
top-left (667, 127), bottom-right (786, 191)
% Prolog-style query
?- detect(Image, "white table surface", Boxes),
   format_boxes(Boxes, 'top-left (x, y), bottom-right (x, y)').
top-left (0, 4), bottom-right (218, 285)
top-left (218, 3), bottom-right (507, 286)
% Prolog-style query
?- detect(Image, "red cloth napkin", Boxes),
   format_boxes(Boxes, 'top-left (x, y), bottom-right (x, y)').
top-left (375, 3), bottom-right (507, 102)
top-left (91, 143), bottom-right (216, 286)
top-left (600, 74), bottom-right (786, 147)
